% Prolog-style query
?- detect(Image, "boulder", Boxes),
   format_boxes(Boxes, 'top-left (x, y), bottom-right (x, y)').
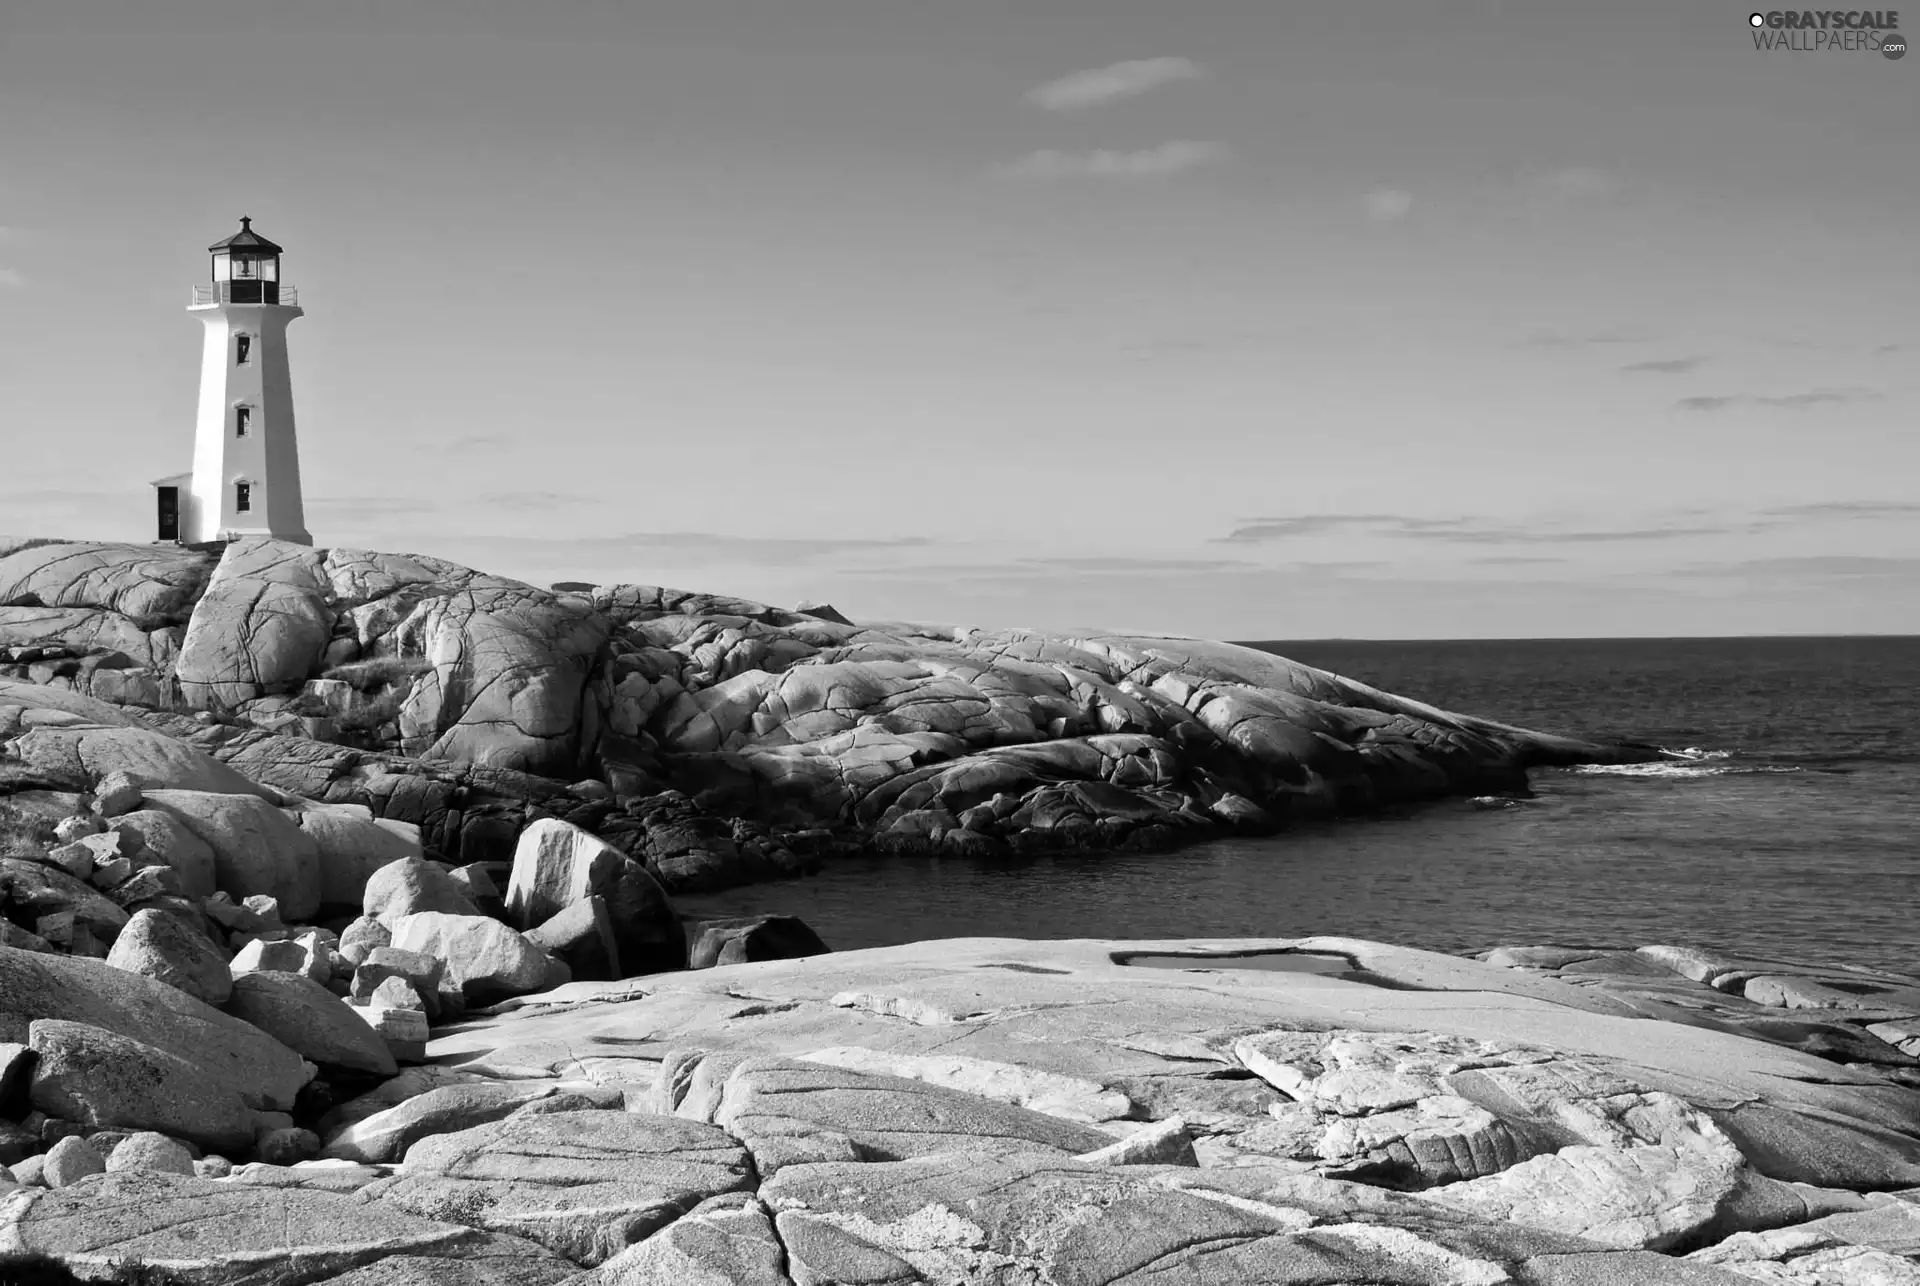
top-left (225, 970), bottom-right (398, 1077)
top-left (523, 895), bottom-right (621, 982)
top-left (41, 1134), bottom-right (105, 1189)
top-left (359, 1110), bottom-right (754, 1266)
top-left (291, 800), bottom-right (425, 908)
top-left (141, 788), bottom-right (323, 920)
top-left (27, 1019), bottom-right (260, 1154)
top-left (10, 725), bottom-right (274, 799)
top-left (686, 914), bottom-right (828, 971)
top-left (364, 856), bottom-right (481, 927)
top-left (506, 819), bottom-right (684, 977)
top-left (103, 906), bottom-right (233, 1005)
top-left (389, 911), bottom-right (562, 1004)
top-left (104, 1130), bottom-right (196, 1176)
top-left (229, 934), bottom-right (329, 983)
top-left (338, 913), bottom-right (392, 965)
top-left (91, 769), bottom-right (144, 817)
top-left (108, 808), bottom-right (217, 899)
top-left (352, 946), bottom-right (446, 1017)
top-left (0, 1169), bottom-right (574, 1281)
top-left (0, 942), bottom-right (312, 1112)
top-left (257, 1126), bottom-right (321, 1165)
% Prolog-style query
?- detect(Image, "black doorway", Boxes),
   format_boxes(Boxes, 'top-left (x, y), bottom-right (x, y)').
top-left (156, 487), bottom-right (179, 542)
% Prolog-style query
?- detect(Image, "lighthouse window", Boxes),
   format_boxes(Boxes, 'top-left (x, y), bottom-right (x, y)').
top-left (235, 334), bottom-right (251, 365)
top-left (234, 406), bottom-right (251, 437)
top-left (235, 482), bottom-right (252, 512)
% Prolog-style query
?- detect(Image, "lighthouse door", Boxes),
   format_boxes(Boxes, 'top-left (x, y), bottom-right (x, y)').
top-left (156, 487), bottom-right (180, 542)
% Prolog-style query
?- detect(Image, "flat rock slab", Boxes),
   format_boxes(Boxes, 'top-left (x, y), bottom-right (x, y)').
top-left (322, 1080), bottom-right (616, 1164)
top-left (759, 1151), bottom-right (1748, 1285)
top-left (0, 1169), bottom-right (568, 1285)
top-left (713, 1056), bottom-right (1118, 1174)
top-left (572, 1195), bottom-right (790, 1286)
top-left (359, 1109), bottom-right (754, 1267)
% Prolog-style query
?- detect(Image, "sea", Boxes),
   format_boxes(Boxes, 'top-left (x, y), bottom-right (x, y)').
top-left (675, 637), bottom-right (1920, 973)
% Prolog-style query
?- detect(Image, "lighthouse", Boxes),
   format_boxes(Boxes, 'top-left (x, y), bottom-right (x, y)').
top-left (151, 217), bottom-right (312, 546)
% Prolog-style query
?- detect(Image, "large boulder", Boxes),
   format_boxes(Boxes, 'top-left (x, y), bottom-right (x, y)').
top-left (141, 788), bottom-right (323, 920)
top-left (389, 911), bottom-right (563, 1004)
top-left (27, 1019), bottom-right (260, 1154)
top-left (686, 914), bottom-right (828, 971)
top-left (0, 856), bottom-right (129, 945)
top-left (291, 800), bottom-right (424, 908)
top-left (103, 906), bottom-right (233, 1005)
top-left (388, 581), bottom-right (612, 776)
top-left (0, 540), bottom-right (213, 621)
top-left (174, 537), bottom-right (335, 710)
top-left (0, 942), bottom-right (312, 1112)
top-left (225, 969), bottom-right (399, 1077)
top-left (6, 725), bottom-right (274, 799)
top-left (106, 808), bottom-right (218, 900)
top-left (364, 856), bottom-right (480, 927)
top-left (505, 819), bottom-right (683, 977)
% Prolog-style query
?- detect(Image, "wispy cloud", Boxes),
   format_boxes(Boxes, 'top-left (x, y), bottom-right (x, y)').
top-left (1762, 500), bottom-right (1920, 521)
top-left (1004, 140), bottom-right (1232, 180)
top-left (306, 497), bottom-right (435, 522)
top-left (1674, 388), bottom-right (1882, 412)
top-left (1621, 357), bottom-right (1704, 375)
top-left (1363, 188), bottom-right (1413, 222)
top-left (468, 531), bottom-right (934, 568)
top-left (1025, 58), bottom-right (1205, 111)
top-left (1018, 556), bottom-right (1251, 574)
top-left (1470, 556), bottom-right (1569, 565)
top-left (477, 491), bottom-right (583, 511)
top-left (0, 268), bottom-right (23, 289)
top-left (1214, 513), bottom-right (1740, 546)
top-left (1668, 555), bottom-right (1920, 580)
top-left (1518, 325), bottom-right (1655, 349)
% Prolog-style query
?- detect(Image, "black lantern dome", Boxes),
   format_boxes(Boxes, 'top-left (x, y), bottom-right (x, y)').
top-left (207, 216), bottom-right (284, 304)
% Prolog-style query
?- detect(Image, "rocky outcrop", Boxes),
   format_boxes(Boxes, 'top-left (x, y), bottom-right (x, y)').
top-left (5, 538), bottom-right (1665, 900)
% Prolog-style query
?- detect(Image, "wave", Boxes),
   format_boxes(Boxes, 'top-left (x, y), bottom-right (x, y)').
top-left (1569, 760), bottom-right (1803, 780)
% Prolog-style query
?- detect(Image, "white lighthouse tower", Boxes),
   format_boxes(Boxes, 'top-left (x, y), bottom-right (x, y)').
top-left (151, 217), bottom-right (312, 546)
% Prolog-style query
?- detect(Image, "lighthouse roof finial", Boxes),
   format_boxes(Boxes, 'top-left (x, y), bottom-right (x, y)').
top-left (209, 216), bottom-right (281, 255)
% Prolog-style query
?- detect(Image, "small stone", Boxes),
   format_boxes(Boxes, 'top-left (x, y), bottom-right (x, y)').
top-left (448, 862), bottom-right (500, 902)
top-left (89, 857), bottom-right (134, 889)
top-left (33, 911), bottom-right (76, 947)
top-left (336, 914), bottom-right (390, 967)
top-left (107, 864), bottom-right (182, 907)
top-left (44, 843), bottom-right (95, 880)
top-left (195, 1154), bottom-right (233, 1178)
top-left (93, 770), bottom-right (146, 817)
top-left (353, 1003), bottom-right (430, 1063)
top-left (229, 935), bottom-right (327, 983)
top-left (43, 1134), bottom-right (105, 1188)
top-left (53, 816), bottom-right (103, 845)
top-left (105, 1131), bottom-right (196, 1176)
top-left (242, 894), bottom-right (284, 925)
top-left (12, 1154), bottom-right (47, 1187)
top-left (1074, 1117), bottom-right (1199, 1167)
top-left (256, 1127), bottom-right (321, 1165)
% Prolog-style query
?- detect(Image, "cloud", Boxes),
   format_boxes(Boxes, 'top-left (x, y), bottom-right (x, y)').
top-left (1025, 58), bottom-right (1205, 111)
top-left (1621, 357), bottom-right (1704, 375)
top-left (1214, 513), bottom-right (1739, 546)
top-left (1668, 555), bottom-right (1920, 580)
top-left (469, 531), bottom-right (933, 568)
top-left (1004, 140), bottom-right (1232, 180)
top-left (1017, 556), bottom-right (1252, 574)
top-left (305, 497), bottom-right (435, 522)
top-left (1674, 388), bottom-right (1882, 412)
top-left (1470, 556), bottom-right (1569, 565)
top-left (477, 491), bottom-right (582, 511)
top-left (0, 268), bottom-right (23, 288)
top-left (1518, 325), bottom-right (1655, 348)
top-left (1363, 188), bottom-right (1413, 222)
top-left (1762, 500), bottom-right (1920, 521)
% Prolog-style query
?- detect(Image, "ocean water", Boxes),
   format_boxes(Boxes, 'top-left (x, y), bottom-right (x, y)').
top-left (675, 637), bottom-right (1920, 972)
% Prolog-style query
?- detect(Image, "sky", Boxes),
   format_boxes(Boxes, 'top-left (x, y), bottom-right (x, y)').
top-left (1, 0), bottom-right (1916, 639)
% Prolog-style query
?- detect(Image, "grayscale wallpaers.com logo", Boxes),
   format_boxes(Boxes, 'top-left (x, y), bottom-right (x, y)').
top-left (1749, 10), bottom-right (1906, 56)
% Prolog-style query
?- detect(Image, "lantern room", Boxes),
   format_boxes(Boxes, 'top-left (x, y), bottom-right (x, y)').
top-left (206, 215), bottom-right (284, 304)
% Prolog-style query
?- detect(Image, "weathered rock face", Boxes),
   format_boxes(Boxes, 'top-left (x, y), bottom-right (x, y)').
top-left (105, 808), bottom-right (218, 899)
top-left (361, 1110), bottom-right (756, 1266)
top-left (174, 537), bottom-right (335, 711)
top-left (0, 942), bottom-right (312, 1112)
top-left (506, 819), bottom-right (684, 977)
top-left (291, 799), bottom-right (425, 908)
top-left (26, 1018), bottom-right (261, 1153)
top-left (1, 1169), bottom-right (574, 1281)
